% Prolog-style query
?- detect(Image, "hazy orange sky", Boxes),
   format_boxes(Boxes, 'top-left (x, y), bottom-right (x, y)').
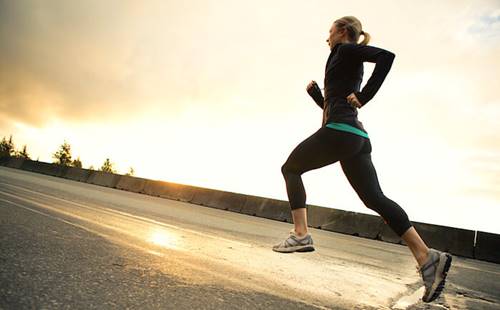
top-left (1, 0), bottom-right (499, 233)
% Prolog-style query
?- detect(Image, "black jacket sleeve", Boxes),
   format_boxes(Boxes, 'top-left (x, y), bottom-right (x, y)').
top-left (307, 84), bottom-right (324, 109)
top-left (340, 44), bottom-right (395, 107)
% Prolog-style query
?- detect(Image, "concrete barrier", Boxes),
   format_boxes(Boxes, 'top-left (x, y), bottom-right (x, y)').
top-left (190, 187), bottom-right (217, 206)
top-left (309, 205), bottom-right (384, 239)
top-left (162, 183), bottom-right (191, 202)
top-left (86, 171), bottom-right (121, 188)
top-left (475, 231), bottom-right (500, 263)
top-left (143, 180), bottom-right (170, 197)
top-left (241, 196), bottom-right (292, 223)
top-left (21, 160), bottom-right (67, 177)
top-left (378, 223), bottom-right (404, 245)
top-left (5, 157), bottom-right (25, 169)
top-left (192, 189), bottom-right (247, 213)
top-left (0, 156), bottom-right (10, 166)
top-left (162, 183), bottom-right (196, 202)
top-left (63, 167), bottom-right (93, 183)
top-left (411, 222), bottom-right (475, 258)
top-left (143, 180), bottom-right (196, 202)
top-left (211, 191), bottom-right (247, 213)
top-left (18, 159), bottom-right (39, 172)
top-left (116, 175), bottom-right (147, 193)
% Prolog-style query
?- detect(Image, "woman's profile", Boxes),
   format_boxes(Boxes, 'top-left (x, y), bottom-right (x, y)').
top-left (272, 16), bottom-right (452, 303)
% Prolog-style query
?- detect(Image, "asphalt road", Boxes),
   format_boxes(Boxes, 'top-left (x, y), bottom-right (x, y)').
top-left (1, 167), bottom-right (499, 309)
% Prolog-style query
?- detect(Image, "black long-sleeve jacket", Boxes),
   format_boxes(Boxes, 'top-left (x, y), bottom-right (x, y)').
top-left (308, 42), bottom-right (395, 132)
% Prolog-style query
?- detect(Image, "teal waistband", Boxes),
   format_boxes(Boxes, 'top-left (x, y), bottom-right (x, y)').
top-left (325, 122), bottom-right (369, 139)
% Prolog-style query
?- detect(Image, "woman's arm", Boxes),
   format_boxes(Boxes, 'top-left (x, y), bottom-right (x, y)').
top-left (306, 80), bottom-right (324, 109)
top-left (340, 44), bottom-right (395, 107)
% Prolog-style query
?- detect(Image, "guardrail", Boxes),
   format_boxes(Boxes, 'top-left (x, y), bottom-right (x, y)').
top-left (1, 156), bottom-right (498, 263)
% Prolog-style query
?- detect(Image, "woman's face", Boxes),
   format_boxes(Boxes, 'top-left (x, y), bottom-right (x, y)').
top-left (326, 23), bottom-right (346, 50)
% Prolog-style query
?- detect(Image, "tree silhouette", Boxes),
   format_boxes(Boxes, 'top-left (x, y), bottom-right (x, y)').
top-left (72, 157), bottom-right (83, 168)
top-left (125, 167), bottom-right (135, 176)
top-left (99, 158), bottom-right (116, 173)
top-left (0, 135), bottom-right (15, 158)
top-left (16, 145), bottom-right (30, 159)
top-left (0, 136), bottom-right (136, 178)
top-left (53, 141), bottom-right (72, 166)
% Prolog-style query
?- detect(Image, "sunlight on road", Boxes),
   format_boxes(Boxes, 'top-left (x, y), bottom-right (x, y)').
top-left (148, 228), bottom-right (179, 249)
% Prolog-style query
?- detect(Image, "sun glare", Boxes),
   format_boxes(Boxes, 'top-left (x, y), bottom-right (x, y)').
top-left (148, 229), bottom-right (179, 249)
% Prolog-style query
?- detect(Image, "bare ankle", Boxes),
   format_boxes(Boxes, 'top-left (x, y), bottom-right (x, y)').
top-left (294, 229), bottom-right (308, 237)
top-left (417, 249), bottom-right (430, 267)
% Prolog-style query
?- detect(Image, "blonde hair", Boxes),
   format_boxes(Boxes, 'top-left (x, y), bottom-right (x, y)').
top-left (334, 16), bottom-right (370, 45)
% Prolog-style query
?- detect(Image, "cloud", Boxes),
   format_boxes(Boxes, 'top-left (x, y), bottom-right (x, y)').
top-left (463, 7), bottom-right (500, 41)
top-left (0, 1), bottom-right (144, 126)
top-left (0, 0), bottom-right (221, 127)
top-left (0, 0), bottom-right (311, 127)
top-left (1, 0), bottom-right (499, 134)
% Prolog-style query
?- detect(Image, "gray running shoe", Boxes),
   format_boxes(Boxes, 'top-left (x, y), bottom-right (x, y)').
top-left (417, 248), bottom-right (452, 303)
top-left (272, 229), bottom-right (315, 253)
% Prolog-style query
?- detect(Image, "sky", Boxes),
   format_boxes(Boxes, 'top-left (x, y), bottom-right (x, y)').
top-left (1, 0), bottom-right (499, 234)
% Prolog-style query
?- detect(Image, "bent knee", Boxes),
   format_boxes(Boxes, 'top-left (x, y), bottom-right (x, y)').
top-left (281, 162), bottom-right (291, 176)
top-left (359, 192), bottom-right (387, 210)
top-left (281, 161), bottom-right (302, 176)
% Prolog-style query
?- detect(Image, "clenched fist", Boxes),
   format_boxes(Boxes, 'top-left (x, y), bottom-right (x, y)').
top-left (347, 93), bottom-right (362, 108)
top-left (306, 80), bottom-right (319, 93)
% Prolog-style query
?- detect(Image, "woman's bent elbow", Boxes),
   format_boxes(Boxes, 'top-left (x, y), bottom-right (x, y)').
top-left (386, 51), bottom-right (395, 61)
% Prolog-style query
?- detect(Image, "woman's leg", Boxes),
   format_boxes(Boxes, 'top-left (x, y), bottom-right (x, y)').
top-left (340, 139), bottom-right (429, 266)
top-left (291, 208), bottom-right (308, 237)
top-left (281, 128), bottom-right (364, 237)
top-left (401, 227), bottom-right (430, 267)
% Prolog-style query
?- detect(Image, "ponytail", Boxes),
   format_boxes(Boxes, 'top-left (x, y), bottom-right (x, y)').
top-left (359, 31), bottom-right (370, 45)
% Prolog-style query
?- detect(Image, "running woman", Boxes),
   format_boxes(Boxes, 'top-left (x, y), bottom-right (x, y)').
top-left (272, 16), bottom-right (452, 303)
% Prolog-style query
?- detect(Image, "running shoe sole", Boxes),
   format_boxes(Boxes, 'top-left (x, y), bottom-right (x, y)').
top-left (423, 252), bottom-right (452, 302)
top-left (272, 244), bottom-right (315, 253)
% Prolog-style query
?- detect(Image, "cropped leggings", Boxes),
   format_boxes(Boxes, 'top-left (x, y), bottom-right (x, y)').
top-left (281, 127), bottom-right (412, 237)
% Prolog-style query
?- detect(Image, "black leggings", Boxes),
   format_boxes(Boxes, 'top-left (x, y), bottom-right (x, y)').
top-left (281, 127), bottom-right (412, 237)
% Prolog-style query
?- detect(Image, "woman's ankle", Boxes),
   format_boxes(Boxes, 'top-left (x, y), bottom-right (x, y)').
top-left (294, 228), bottom-right (308, 237)
top-left (417, 248), bottom-right (430, 267)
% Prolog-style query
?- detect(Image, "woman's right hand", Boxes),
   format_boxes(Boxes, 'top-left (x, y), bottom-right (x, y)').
top-left (306, 80), bottom-right (318, 93)
top-left (307, 80), bottom-right (324, 108)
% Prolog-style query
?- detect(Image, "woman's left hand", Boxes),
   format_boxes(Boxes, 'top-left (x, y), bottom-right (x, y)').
top-left (347, 93), bottom-right (362, 108)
